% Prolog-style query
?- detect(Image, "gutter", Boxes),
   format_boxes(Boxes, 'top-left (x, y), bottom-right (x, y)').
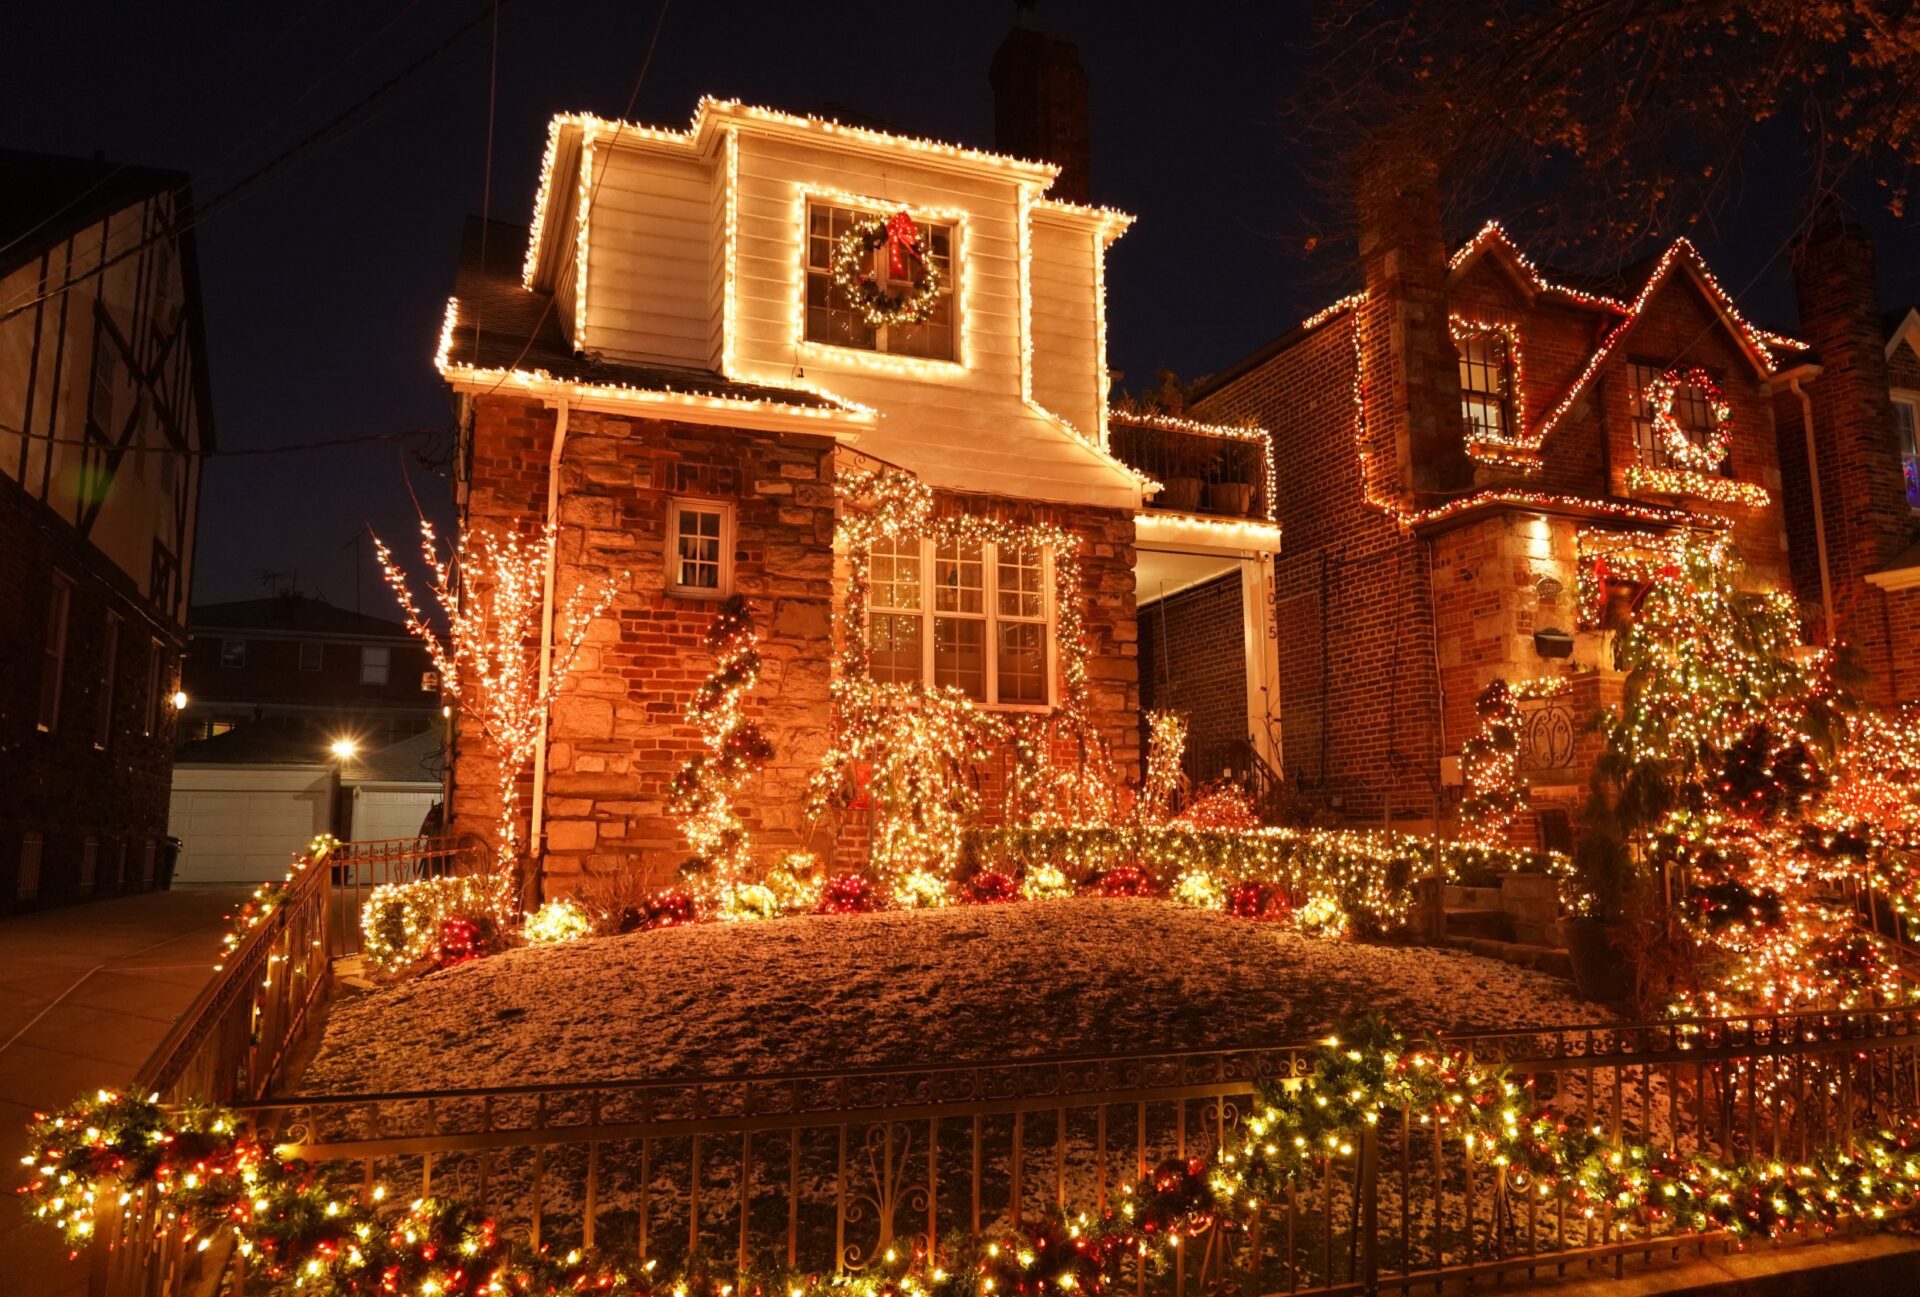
top-left (1784, 367), bottom-right (1836, 645)
top-left (527, 397), bottom-right (570, 881)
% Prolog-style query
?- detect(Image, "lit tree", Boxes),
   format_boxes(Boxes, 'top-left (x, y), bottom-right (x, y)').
top-left (1457, 681), bottom-right (1526, 848)
top-left (670, 595), bottom-right (773, 902)
top-left (375, 520), bottom-right (619, 891)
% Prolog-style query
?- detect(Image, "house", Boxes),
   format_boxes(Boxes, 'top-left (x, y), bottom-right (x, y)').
top-left (1773, 215), bottom-right (1920, 707)
top-left (0, 149), bottom-right (213, 909)
top-left (1193, 163), bottom-right (1806, 842)
top-left (433, 35), bottom-right (1277, 890)
top-left (177, 593), bottom-right (441, 751)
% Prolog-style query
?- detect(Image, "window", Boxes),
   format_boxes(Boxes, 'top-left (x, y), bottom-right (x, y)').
top-left (1630, 362), bottom-right (1727, 471)
top-left (17, 833), bottom-right (43, 901)
top-left (94, 613), bottom-right (120, 750)
top-left (1457, 328), bottom-right (1516, 441)
top-left (805, 203), bottom-right (955, 361)
top-left (867, 538), bottom-right (1053, 707)
top-left (88, 322), bottom-right (119, 438)
top-left (421, 671), bottom-right (439, 692)
top-left (299, 640), bottom-right (324, 672)
top-left (220, 638), bottom-right (246, 669)
top-left (79, 836), bottom-right (98, 893)
top-left (360, 645), bottom-right (391, 686)
top-left (668, 499), bottom-right (732, 597)
top-left (1895, 395), bottom-right (1920, 510)
top-left (144, 638), bottom-right (164, 737)
top-left (150, 543), bottom-right (177, 615)
top-left (38, 576), bottom-right (71, 733)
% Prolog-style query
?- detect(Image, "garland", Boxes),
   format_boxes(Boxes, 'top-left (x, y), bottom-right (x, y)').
top-left (831, 210), bottom-right (942, 329)
top-left (671, 595), bottom-right (774, 899)
top-left (215, 835), bottom-right (336, 970)
top-left (23, 1023), bottom-right (1919, 1296)
top-left (1646, 367), bottom-right (1732, 474)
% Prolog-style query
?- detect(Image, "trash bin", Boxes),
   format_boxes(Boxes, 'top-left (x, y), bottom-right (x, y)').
top-left (157, 836), bottom-right (182, 891)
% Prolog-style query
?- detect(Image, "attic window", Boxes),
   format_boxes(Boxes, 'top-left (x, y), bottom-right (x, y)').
top-left (1630, 361), bottom-right (1728, 472)
top-left (805, 203), bottom-right (954, 361)
top-left (1456, 327), bottom-right (1517, 441)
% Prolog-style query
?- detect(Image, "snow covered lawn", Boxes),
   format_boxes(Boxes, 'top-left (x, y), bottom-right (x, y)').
top-left (298, 898), bottom-right (1608, 1095)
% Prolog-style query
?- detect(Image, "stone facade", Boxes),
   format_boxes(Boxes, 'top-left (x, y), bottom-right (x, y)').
top-left (452, 396), bottom-right (1141, 893)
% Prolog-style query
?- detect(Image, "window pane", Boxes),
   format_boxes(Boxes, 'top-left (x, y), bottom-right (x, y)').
top-left (934, 540), bottom-right (983, 613)
top-left (934, 617), bottom-right (985, 699)
top-left (1894, 401), bottom-right (1920, 509)
top-left (997, 621), bottom-right (1047, 704)
top-left (997, 544), bottom-right (1043, 618)
top-left (220, 638), bottom-right (245, 668)
top-left (870, 613), bottom-right (922, 684)
top-left (361, 646), bottom-right (390, 685)
top-left (676, 507), bottom-right (723, 590)
top-left (1456, 332), bottom-right (1511, 439)
top-left (299, 641), bottom-right (323, 671)
top-left (39, 581), bottom-right (69, 731)
top-left (871, 538), bottom-right (921, 610)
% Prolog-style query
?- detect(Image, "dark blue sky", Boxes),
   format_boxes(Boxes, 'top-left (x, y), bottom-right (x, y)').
top-left (5, 1), bottom-right (1915, 610)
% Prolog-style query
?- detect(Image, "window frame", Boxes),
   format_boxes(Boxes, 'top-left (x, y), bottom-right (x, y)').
top-left (1893, 389), bottom-right (1920, 512)
top-left (801, 198), bottom-right (962, 365)
top-left (360, 645), bottom-right (391, 686)
top-left (1456, 327), bottom-right (1518, 442)
top-left (94, 612), bottom-right (120, 750)
top-left (298, 640), bottom-right (324, 672)
top-left (1629, 359), bottom-right (1732, 474)
top-left (38, 575), bottom-right (72, 734)
top-left (143, 638), bottom-right (164, 737)
top-left (865, 537), bottom-right (1056, 712)
top-left (219, 638), bottom-right (246, 669)
top-left (666, 497), bottom-right (735, 600)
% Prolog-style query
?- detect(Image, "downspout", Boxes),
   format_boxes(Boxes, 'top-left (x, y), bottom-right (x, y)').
top-left (528, 397), bottom-right (570, 875)
top-left (1788, 373), bottom-right (1836, 645)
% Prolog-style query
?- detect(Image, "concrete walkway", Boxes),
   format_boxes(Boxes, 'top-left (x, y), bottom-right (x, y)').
top-left (0, 886), bottom-right (245, 1297)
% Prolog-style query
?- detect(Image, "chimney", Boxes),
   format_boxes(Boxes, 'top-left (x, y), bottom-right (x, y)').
top-left (1355, 147), bottom-right (1472, 497)
top-left (1789, 209), bottom-right (1909, 689)
top-left (990, 1), bottom-right (1091, 204)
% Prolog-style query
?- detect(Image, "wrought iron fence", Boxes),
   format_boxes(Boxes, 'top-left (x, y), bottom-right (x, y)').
top-left (1109, 421), bottom-right (1271, 520)
top-left (98, 1005), bottom-right (1920, 1297)
top-left (324, 835), bottom-right (476, 957)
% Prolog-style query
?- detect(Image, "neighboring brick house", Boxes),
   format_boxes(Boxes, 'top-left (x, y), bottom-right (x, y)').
top-left (1772, 215), bottom-right (1920, 707)
top-left (432, 91), bottom-right (1279, 894)
top-left (178, 594), bottom-right (440, 751)
top-left (0, 150), bottom-right (213, 909)
top-left (1193, 167), bottom-right (1801, 840)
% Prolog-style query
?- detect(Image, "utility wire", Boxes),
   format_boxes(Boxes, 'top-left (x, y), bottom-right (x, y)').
top-left (1, 417), bottom-right (454, 458)
top-left (0, 0), bottom-right (507, 324)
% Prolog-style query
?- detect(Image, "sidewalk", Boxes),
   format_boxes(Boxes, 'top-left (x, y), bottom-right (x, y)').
top-left (0, 886), bottom-right (244, 1297)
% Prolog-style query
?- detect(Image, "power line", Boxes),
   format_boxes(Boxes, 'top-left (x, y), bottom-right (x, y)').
top-left (1, 417), bottom-right (454, 458)
top-left (0, 0), bottom-right (507, 324)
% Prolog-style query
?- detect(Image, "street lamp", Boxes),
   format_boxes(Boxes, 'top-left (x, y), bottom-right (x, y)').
top-left (329, 737), bottom-right (359, 760)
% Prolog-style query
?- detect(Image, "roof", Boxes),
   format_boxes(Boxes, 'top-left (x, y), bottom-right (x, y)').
top-left (0, 149), bottom-right (188, 274)
top-left (339, 727), bottom-right (445, 785)
top-left (189, 595), bottom-right (412, 639)
top-left (440, 216), bottom-right (841, 409)
top-left (174, 723), bottom-right (330, 766)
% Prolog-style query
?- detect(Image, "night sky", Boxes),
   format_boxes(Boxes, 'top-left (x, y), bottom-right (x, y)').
top-left (6, 1), bottom-right (1917, 612)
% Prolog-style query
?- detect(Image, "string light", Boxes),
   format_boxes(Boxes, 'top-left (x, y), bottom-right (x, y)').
top-left (671, 597), bottom-right (773, 903)
top-left (1624, 466), bottom-right (1772, 509)
top-left (1138, 711), bottom-right (1188, 825)
top-left (1108, 404), bottom-right (1277, 521)
top-left (1448, 315), bottom-right (1540, 472)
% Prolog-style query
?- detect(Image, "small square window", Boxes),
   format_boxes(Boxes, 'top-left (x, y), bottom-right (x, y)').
top-left (220, 638), bottom-right (246, 669)
top-left (298, 641), bottom-right (324, 672)
top-left (668, 499), bottom-right (733, 598)
top-left (361, 645), bottom-right (391, 686)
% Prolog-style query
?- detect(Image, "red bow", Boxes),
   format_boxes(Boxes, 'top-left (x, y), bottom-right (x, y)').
top-left (884, 210), bottom-right (919, 278)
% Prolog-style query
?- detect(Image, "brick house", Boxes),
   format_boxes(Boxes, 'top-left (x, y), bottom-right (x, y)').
top-left (1193, 168), bottom-right (1807, 841)
top-left (0, 150), bottom-right (212, 909)
top-left (434, 92), bottom-right (1279, 893)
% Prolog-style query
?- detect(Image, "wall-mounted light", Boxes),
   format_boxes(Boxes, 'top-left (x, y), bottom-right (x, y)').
top-left (170, 690), bottom-right (188, 710)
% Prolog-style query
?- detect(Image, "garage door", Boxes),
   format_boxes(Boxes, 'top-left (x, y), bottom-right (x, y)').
top-left (169, 766), bottom-right (333, 884)
top-left (348, 786), bottom-right (439, 842)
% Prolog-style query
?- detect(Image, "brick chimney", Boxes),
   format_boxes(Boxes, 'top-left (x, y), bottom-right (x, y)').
top-left (1789, 210), bottom-right (1909, 686)
top-left (1354, 149), bottom-right (1472, 497)
top-left (990, 0), bottom-right (1091, 204)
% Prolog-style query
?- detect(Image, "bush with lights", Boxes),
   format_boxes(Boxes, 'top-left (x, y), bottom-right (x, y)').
top-left (24, 1019), bottom-right (1920, 1295)
top-left (672, 595), bottom-right (775, 906)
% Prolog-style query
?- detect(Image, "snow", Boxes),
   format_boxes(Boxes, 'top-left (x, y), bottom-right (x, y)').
top-left (298, 899), bottom-right (1610, 1095)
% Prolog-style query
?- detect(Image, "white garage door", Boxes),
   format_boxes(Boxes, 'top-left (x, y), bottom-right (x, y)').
top-left (348, 786), bottom-right (439, 842)
top-left (169, 766), bottom-right (334, 884)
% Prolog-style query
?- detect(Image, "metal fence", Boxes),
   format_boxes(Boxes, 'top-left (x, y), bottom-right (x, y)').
top-left (1109, 420), bottom-right (1271, 520)
top-left (96, 1007), bottom-right (1896, 1297)
top-left (323, 835), bottom-right (476, 957)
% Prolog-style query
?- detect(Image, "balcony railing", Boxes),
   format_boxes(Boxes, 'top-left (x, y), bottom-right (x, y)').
top-left (1109, 415), bottom-right (1273, 520)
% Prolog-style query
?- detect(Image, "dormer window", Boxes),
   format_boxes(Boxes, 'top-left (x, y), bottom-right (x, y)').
top-left (1456, 326), bottom-right (1517, 441)
top-left (805, 204), bottom-right (954, 361)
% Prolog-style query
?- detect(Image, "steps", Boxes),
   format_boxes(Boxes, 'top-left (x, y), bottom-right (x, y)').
top-left (1439, 883), bottom-right (1573, 980)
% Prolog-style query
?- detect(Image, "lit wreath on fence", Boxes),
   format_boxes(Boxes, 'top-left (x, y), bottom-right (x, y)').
top-left (1647, 367), bottom-right (1732, 474)
top-left (831, 210), bottom-right (942, 328)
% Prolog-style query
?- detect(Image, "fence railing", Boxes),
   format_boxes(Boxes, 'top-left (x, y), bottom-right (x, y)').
top-left (324, 835), bottom-right (479, 957)
top-left (1109, 419), bottom-right (1271, 520)
top-left (96, 1005), bottom-right (1920, 1297)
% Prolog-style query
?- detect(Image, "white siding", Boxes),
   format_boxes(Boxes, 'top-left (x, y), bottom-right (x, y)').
top-left (582, 149), bottom-right (713, 367)
top-left (1030, 217), bottom-right (1101, 440)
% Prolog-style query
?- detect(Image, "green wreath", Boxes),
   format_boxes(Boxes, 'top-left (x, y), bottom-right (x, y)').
top-left (1648, 366), bottom-right (1732, 474)
top-left (830, 211), bottom-right (942, 329)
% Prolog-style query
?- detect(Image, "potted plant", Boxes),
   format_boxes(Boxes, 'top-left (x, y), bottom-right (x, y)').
top-left (1154, 435), bottom-right (1219, 513)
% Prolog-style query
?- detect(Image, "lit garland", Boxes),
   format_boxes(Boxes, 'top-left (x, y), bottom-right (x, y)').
top-left (1624, 465), bottom-right (1770, 508)
top-left (830, 210), bottom-right (943, 328)
top-left (375, 520), bottom-right (620, 876)
top-left (1447, 315), bottom-right (1538, 472)
top-left (671, 596), bottom-right (774, 901)
top-left (23, 1023), bottom-right (1920, 1295)
top-left (1107, 404), bottom-right (1277, 521)
top-left (214, 835), bottom-right (336, 971)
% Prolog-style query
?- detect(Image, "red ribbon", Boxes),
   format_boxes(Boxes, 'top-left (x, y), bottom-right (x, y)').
top-left (884, 210), bottom-right (919, 278)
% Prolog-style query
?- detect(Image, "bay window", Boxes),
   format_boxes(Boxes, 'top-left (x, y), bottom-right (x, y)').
top-left (868, 537), bottom-right (1053, 707)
